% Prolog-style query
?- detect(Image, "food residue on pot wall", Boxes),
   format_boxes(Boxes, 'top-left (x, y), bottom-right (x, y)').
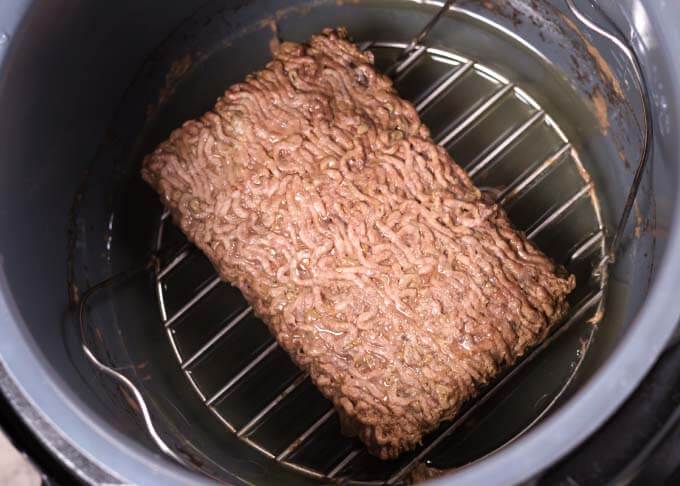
top-left (146, 53), bottom-right (193, 120)
top-left (560, 14), bottom-right (627, 135)
top-left (160, 54), bottom-right (193, 105)
top-left (592, 87), bottom-right (610, 134)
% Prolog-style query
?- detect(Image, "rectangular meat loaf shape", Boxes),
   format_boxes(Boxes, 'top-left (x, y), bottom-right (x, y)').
top-left (142, 28), bottom-right (575, 460)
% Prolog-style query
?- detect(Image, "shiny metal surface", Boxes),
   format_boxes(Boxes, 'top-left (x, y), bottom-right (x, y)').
top-left (565, 0), bottom-right (653, 265)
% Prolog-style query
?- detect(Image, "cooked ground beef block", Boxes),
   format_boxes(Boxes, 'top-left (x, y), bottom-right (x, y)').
top-left (142, 27), bottom-right (575, 460)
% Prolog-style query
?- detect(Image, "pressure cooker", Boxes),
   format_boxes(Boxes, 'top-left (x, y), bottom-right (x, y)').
top-left (1, 0), bottom-right (680, 484)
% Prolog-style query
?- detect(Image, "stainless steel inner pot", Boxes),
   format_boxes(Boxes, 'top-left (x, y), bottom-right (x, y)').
top-left (0, 1), bottom-right (678, 484)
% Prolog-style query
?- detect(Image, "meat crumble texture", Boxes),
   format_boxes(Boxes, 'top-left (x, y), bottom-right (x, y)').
top-left (142, 28), bottom-right (575, 460)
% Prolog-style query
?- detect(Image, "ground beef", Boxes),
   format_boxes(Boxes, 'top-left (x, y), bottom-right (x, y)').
top-left (142, 27), bottom-right (575, 460)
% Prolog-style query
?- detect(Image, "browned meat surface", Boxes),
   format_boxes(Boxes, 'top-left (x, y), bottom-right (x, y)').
top-left (142, 28), bottom-right (575, 460)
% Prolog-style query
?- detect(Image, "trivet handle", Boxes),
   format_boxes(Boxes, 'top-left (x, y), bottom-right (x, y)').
top-left (384, 0), bottom-right (456, 77)
top-left (565, 0), bottom-right (653, 265)
top-left (78, 256), bottom-right (188, 467)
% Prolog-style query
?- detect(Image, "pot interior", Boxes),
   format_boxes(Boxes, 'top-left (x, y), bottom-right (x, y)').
top-left (0, 0), bottom-right (669, 484)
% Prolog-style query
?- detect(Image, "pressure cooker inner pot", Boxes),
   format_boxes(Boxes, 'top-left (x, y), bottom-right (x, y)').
top-left (0, 0), bottom-right (665, 484)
